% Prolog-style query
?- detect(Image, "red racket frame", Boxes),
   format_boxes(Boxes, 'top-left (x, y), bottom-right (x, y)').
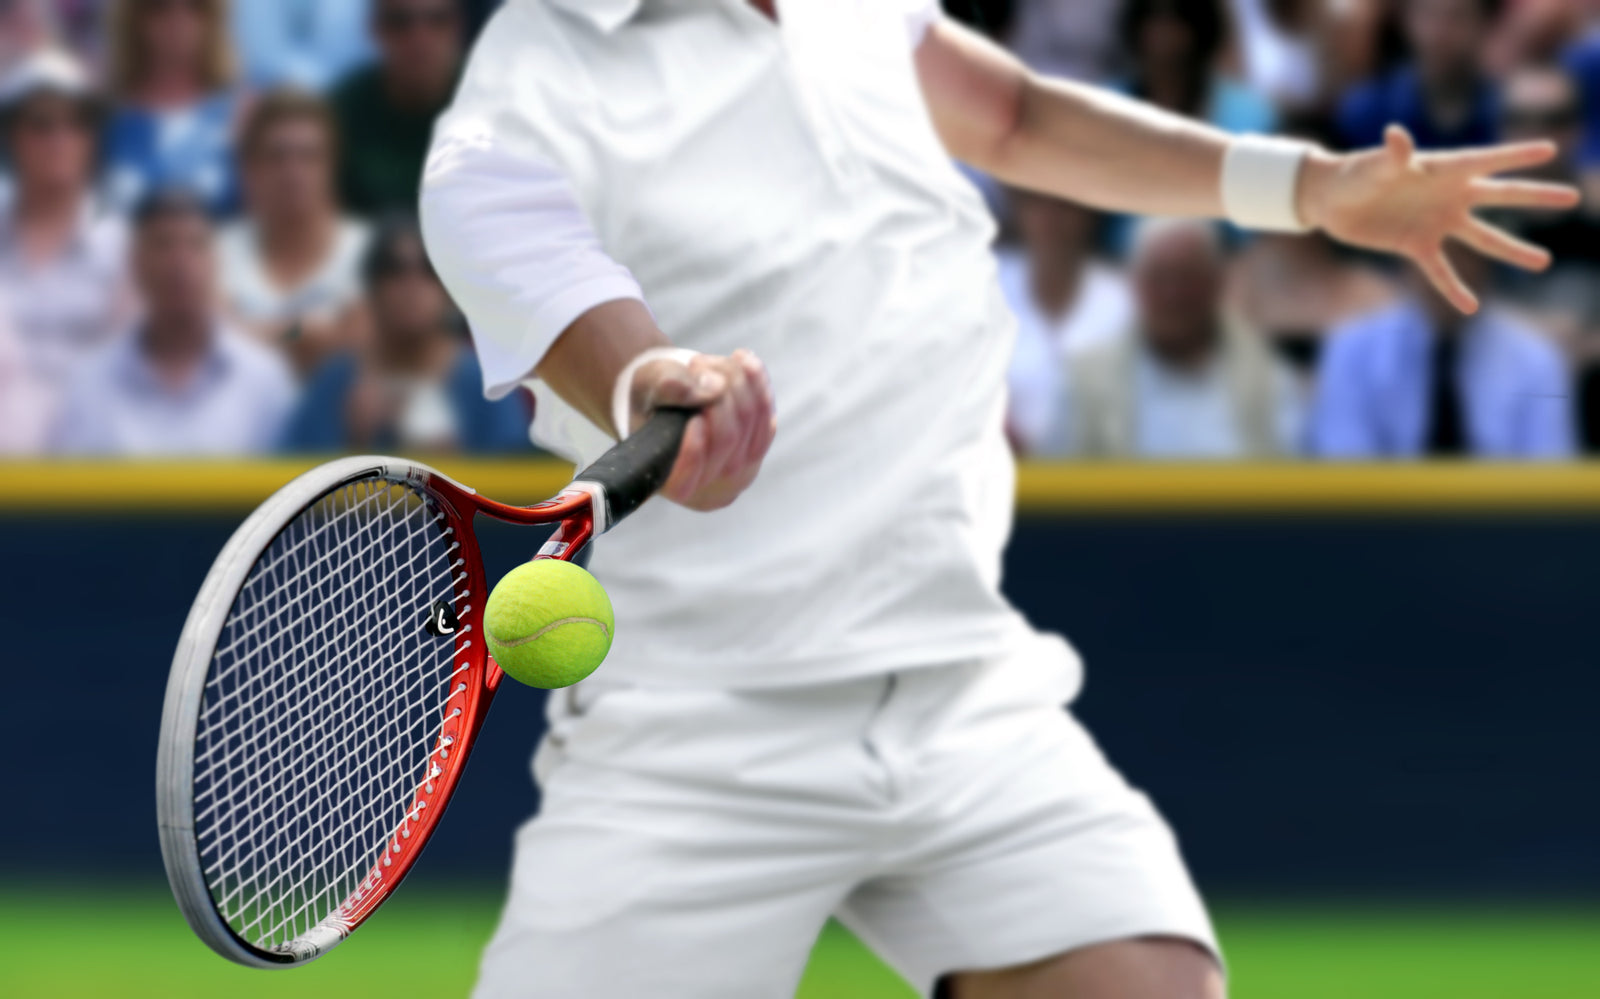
top-left (291, 472), bottom-right (599, 958)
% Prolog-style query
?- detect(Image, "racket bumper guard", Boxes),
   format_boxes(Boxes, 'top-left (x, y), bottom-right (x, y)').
top-left (277, 917), bottom-right (351, 962)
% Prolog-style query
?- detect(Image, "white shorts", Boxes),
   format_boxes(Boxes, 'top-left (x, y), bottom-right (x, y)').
top-left (474, 634), bottom-right (1218, 999)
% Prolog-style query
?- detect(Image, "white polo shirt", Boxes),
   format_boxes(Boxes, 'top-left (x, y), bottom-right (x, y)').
top-left (423, 0), bottom-right (1032, 689)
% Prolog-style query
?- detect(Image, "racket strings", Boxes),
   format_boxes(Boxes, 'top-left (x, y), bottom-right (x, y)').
top-left (191, 478), bottom-right (465, 954)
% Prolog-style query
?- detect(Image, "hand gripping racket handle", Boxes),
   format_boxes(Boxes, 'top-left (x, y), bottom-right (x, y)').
top-left (573, 407), bottom-right (695, 530)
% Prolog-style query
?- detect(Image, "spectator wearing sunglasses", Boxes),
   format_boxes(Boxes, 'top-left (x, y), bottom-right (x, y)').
top-left (281, 213), bottom-right (531, 454)
top-left (102, 0), bottom-right (246, 216)
top-left (330, 0), bottom-right (464, 215)
top-left (0, 50), bottom-right (135, 442)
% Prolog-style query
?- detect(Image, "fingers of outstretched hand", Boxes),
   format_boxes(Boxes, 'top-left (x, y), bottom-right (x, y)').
top-left (1416, 246), bottom-right (1480, 314)
top-left (1470, 178), bottom-right (1582, 211)
top-left (1433, 140), bottom-right (1559, 179)
top-left (1457, 217), bottom-right (1552, 272)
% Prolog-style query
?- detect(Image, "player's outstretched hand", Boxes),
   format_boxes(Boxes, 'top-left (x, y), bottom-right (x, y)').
top-left (629, 349), bottom-right (776, 512)
top-left (1296, 125), bottom-right (1582, 314)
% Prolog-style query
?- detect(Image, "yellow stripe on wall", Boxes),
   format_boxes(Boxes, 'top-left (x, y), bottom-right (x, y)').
top-left (5, 460), bottom-right (1600, 515)
top-left (0, 460), bottom-right (575, 514)
top-left (1013, 463), bottom-right (1600, 513)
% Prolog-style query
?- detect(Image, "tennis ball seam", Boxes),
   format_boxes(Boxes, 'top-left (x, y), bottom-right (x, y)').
top-left (487, 616), bottom-right (611, 649)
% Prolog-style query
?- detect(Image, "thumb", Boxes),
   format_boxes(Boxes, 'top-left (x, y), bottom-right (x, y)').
top-left (637, 359), bottom-right (727, 412)
top-left (1384, 124), bottom-right (1416, 166)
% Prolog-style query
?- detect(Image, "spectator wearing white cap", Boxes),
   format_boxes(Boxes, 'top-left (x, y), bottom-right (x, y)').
top-left (0, 49), bottom-right (135, 431)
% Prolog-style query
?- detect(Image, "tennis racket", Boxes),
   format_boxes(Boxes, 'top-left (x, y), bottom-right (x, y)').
top-left (156, 409), bottom-right (693, 968)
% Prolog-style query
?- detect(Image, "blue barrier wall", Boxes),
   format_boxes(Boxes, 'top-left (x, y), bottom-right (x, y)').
top-left (6, 509), bottom-right (1598, 895)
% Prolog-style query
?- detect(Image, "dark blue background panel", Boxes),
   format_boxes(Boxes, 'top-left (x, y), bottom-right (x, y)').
top-left (4, 512), bottom-right (1596, 896)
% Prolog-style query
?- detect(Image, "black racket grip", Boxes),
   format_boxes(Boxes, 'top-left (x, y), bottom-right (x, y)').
top-left (574, 407), bottom-right (696, 529)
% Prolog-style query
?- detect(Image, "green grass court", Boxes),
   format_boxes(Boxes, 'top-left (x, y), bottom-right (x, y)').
top-left (5, 887), bottom-right (1598, 998)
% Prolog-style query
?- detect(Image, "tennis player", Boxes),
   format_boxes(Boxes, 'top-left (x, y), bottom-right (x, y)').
top-left (420, 3), bottom-right (1577, 997)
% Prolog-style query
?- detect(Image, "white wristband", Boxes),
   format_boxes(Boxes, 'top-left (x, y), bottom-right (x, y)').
top-left (611, 346), bottom-right (701, 440)
top-left (1222, 135), bottom-right (1316, 234)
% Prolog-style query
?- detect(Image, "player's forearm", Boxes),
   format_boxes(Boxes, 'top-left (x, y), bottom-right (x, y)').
top-left (991, 75), bottom-right (1232, 219)
top-left (535, 300), bottom-right (673, 438)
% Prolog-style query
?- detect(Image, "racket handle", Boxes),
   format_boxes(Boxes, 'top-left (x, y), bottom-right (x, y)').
top-left (574, 407), bottom-right (696, 530)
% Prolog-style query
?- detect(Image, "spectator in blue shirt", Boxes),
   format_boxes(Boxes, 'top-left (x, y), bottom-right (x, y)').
top-left (1311, 247), bottom-right (1574, 460)
top-left (1335, 0), bottom-right (1503, 151)
top-left (231, 0), bottom-right (375, 92)
top-left (102, 0), bottom-right (246, 216)
top-left (282, 214), bottom-right (531, 454)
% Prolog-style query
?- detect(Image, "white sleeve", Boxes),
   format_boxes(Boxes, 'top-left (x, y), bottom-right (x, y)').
top-left (903, 0), bottom-right (941, 46)
top-left (420, 120), bottom-right (645, 401)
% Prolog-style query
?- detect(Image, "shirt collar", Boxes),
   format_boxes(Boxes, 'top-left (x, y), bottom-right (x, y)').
top-left (544, 0), bottom-right (642, 33)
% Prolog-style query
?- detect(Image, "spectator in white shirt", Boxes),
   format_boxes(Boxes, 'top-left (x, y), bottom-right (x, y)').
top-left (53, 190), bottom-right (296, 455)
top-left (220, 88), bottom-right (369, 377)
top-left (0, 291), bottom-right (52, 454)
top-left (0, 51), bottom-right (134, 424)
top-left (1061, 218), bottom-right (1305, 458)
top-left (997, 189), bottom-right (1133, 454)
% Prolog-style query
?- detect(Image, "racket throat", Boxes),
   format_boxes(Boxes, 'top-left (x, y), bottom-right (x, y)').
top-left (535, 507), bottom-right (596, 561)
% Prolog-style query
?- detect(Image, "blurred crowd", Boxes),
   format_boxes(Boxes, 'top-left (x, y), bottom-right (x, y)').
top-left (0, 0), bottom-right (529, 456)
top-left (0, 0), bottom-right (1596, 461)
top-left (984, 0), bottom-right (1600, 460)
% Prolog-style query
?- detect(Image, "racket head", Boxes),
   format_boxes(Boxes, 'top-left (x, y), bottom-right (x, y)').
top-left (156, 457), bottom-right (527, 968)
top-left (158, 410), bottom-right (693, 968)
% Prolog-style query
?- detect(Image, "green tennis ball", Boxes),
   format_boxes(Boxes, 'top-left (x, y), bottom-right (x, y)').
top-left (484, 560), bottom-right (614, 690)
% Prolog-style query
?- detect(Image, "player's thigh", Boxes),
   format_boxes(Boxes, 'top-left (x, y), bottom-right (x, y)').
top-left (945, 937), bottom-right (1225, 999)
top-left (476, 678), bottom-right (881, 999)
top-left (837, 645), bottom-right (1219, 996)
top-left (474, 788), bottom-right (848, 999)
